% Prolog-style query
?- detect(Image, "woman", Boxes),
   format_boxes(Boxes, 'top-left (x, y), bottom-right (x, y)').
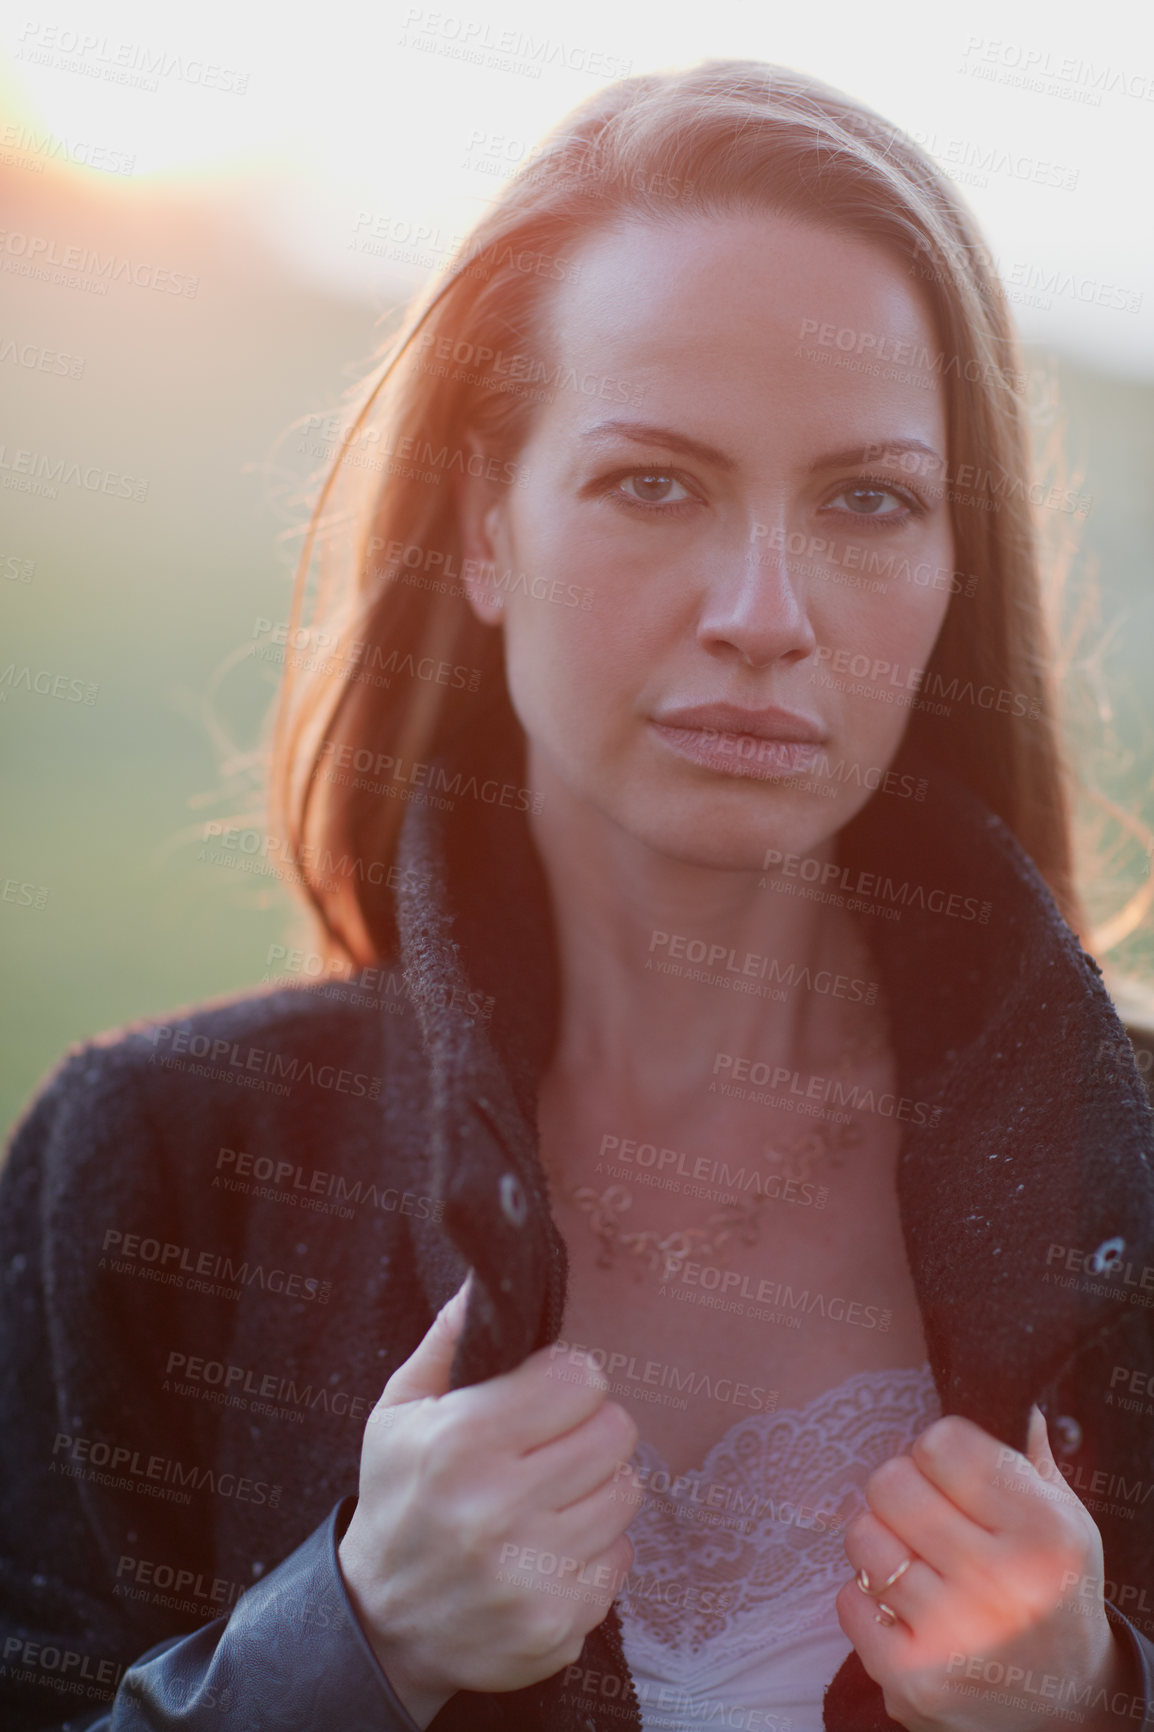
top-left (2, 58), bottom-right (1152, 1732)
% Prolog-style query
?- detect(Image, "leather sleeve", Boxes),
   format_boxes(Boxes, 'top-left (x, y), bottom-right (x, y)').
top-left (1104, 1599), bottom-right (1154, 1731)
top-left (48, 1501), bottom-right (421, 1732)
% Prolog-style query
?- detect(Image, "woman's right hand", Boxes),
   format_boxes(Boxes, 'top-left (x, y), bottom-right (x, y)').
top-left (337, 1276), bottom-right (640, 1728)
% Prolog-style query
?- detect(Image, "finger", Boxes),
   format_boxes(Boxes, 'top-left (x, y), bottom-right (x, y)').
top-left (836, 1571), bottom-right (919, 1675)
top-left (1022, 1405), bottom-right (1077, 1503)
top-left (911, 1413), bottom-right (1077, 1534)
top-left (907, 1415), bottom-right (1008, 1529)
top-left (842, 1506), bottom-right (939, 1622)
top-left (865, 1448), bottom-right (989, 1578)
top-left (566, 1535), bottom-right (636, 1627)
top-left (1025, 1404), bottom-right (1051, 1470)
top-left (448, 1344), bottom-right (612, 1457)
top-left (520, 1400), bottom-right (640, 1511)
top-left (380, 1275), bottom-right (472, 1406)
top-left (548, 1472), bottom-right (644, 1567)
top-left (507, 1532), bottom-right (635, 1630)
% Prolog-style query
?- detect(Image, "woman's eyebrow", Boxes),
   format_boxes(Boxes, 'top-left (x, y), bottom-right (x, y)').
top-left (578, 421), bottom-right (737, 470)
top-left (577, 423), bottom-right (944, 475)
top-left (810, 439), bottom-right (945, 471)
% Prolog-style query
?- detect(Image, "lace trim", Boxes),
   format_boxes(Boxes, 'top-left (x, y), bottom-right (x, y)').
top-left (619, 1362), bottom-right (941, 1658)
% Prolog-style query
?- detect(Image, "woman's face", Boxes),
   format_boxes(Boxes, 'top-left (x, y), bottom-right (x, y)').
top-left (460, 208), bottom-right (955, 870)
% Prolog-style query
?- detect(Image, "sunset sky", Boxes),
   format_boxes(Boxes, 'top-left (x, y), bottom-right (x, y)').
top-left (3, 0), bottom-right (1152, 376)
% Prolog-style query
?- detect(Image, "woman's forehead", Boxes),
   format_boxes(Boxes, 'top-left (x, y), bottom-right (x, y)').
top-left (552, 211), bottom-right (937, 344)
top-left (531, 212), bottom-right (948, 443)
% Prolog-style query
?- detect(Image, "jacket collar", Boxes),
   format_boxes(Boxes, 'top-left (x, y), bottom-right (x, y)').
top-left (392, 697), bottom-right (1154, 1452)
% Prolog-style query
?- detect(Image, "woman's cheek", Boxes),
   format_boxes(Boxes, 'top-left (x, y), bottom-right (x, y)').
top-left (804, 566), bottom-right (953, 748)
top-left (501, 571), bottom-right (626, 754)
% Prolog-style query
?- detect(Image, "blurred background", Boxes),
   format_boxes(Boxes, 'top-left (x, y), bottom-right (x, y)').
top-left (2, 0), bottom-right (1153, 1136)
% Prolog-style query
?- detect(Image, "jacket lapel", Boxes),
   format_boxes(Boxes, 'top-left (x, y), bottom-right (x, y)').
top-left (393, 700), bottom-right (568, 1384)
top-left (844, 745), bottom-right (1154, 1455)
top-left (821, 752), bottom-right (1154, 1729)
top-left (392, 705), bottom-right (639, 1728)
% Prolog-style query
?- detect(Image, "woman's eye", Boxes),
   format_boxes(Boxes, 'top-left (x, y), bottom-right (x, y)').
top-left (614, 471), bottom-right (695, 510)
top-left (823, 485), bottom-right (912, 520)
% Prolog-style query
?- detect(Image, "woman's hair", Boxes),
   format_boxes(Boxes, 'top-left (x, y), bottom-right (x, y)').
top-left (269, 57), bottom-right (1081, 968)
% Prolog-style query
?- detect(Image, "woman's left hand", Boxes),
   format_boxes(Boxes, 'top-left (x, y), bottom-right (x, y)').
top-left (836, 1406), bottom-right (1136, 1730)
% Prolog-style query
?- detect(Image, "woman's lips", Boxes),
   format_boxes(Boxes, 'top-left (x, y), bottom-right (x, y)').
top-left (649, 721), bottom-right (822, 779)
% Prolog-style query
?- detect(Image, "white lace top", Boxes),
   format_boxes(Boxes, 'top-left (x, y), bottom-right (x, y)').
top-left (617, 1363), bottom-right (941, 1732)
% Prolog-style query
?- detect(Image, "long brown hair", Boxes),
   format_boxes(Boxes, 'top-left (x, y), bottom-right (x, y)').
top-left (269, 58), bottom-right (1080, 969)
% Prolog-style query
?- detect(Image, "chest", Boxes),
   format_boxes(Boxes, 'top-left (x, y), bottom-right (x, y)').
top-left (543, 1110), bottom-right (929, 1482)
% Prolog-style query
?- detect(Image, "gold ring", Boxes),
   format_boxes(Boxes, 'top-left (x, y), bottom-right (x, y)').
top-left (875, 1601), bottom-right (898, 1627)
top-left (879, 1557), bottom-right (911, 1591)
top-left (855, 1568), bottom-right (873, 1595)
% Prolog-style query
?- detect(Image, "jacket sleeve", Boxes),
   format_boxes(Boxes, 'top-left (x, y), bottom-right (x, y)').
top-left (1103, 1600), bottom-right (1154, 1732)
top-left (0, 1042), bottom-right (420, 1732)
top-left (1042, 1258), bottom-right (1154, 1732)
top-left (48, 1501), bottom-right (421, 1732)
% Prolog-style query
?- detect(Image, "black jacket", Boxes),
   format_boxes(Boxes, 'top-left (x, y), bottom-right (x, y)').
top-left (3, 718), bottom-right (1154, 1732)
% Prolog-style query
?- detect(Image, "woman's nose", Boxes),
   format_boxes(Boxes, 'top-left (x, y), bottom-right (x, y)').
top-left (695, 534), bottom-right (818, 671)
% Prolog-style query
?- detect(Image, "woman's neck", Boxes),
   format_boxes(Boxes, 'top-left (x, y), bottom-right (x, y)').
top-left (527, 758), bottom-right (880, 1112)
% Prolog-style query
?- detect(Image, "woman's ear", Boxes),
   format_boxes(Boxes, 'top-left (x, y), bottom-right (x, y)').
top-left (456, 437), bottom-right (508, 629)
